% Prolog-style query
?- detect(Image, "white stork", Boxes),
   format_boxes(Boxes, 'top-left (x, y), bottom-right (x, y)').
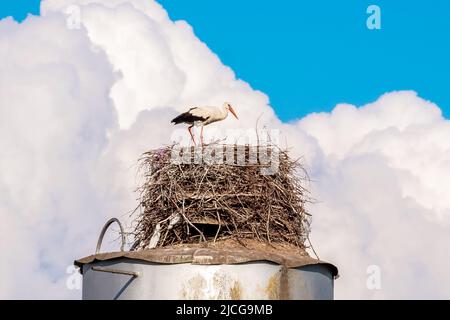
top-left (171, 102), bottom-right (238, 145)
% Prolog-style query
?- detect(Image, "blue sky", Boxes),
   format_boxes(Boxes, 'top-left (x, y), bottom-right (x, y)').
top-left (2, 0), bottom-right (449, 121)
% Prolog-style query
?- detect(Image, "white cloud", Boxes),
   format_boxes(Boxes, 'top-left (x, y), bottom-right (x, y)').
top-left (298, 92), bottom-right (450, 299)
top-left (0, 12), bottom-right (116, 298)
top-left (0, 0), bottom-right (449, 299)
top-left (41, 0), bottom-right (276, 129)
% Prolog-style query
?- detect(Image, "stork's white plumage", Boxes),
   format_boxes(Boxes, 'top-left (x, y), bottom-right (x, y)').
top-left (171, 102), bottom-right (238, 145)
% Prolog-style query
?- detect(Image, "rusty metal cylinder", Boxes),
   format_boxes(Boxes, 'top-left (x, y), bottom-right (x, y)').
top-left (76, 247), bottom-right (338, 300)
top-left (76, 219), bottom-right (338, 300)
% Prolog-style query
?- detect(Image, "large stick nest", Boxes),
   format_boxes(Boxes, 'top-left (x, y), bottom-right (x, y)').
top-left (131, 143), bottom-right (312, 250)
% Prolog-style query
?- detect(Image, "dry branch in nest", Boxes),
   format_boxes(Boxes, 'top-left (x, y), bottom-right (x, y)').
top-left (131, 143), bottom-right (312, 250)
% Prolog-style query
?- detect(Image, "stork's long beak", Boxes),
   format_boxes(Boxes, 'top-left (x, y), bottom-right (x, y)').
top-left (229, 106), bottom-right (238, 120)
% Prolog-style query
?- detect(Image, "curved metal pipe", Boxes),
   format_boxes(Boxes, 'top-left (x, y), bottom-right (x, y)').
top-left (95, 218), bottom-right (125, 254)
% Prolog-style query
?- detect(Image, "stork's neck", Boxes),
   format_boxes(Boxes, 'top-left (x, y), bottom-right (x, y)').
top-left (220, 104), bottom-right (229, 119)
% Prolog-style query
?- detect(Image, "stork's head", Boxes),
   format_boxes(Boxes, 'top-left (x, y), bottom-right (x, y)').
top-left (224, 102), bottom-right (238, 120)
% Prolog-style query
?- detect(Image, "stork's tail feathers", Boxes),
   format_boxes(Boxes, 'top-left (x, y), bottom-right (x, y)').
top-left (171, 111), bottom-right (207, 125)
top-left (171, 112), bottom-right (189, 124)
top-left (171, 114), bottom-right (183, 124)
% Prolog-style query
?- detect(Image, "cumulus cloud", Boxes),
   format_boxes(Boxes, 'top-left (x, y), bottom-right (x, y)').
top-left (41, 0), bottom-right (276, 129)
top-left (0, 0), bottom-right (449, 299)
top-left (298, 91), bottom-right (450, 299)
top-left (0, 11), bottom-right (116, 298)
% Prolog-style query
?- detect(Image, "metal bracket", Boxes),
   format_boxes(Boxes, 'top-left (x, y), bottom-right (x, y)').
top-left (95, 218), bottom-right (125, 254)
top-left (91, 266), bottom-right (139, 277)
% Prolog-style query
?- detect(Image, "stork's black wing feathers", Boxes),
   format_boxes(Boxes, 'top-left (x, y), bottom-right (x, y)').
top-left (171, 108), bottom-right (209, 125)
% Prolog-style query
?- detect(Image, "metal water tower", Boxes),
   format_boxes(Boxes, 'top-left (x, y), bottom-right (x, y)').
top-left (75, 218), bottom-right (338, 300)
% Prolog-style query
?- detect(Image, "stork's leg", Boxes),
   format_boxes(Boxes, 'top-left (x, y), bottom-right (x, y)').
top-left (200, 126), bottom-right (204, 145)
top-left (188, 125), bottom-right (196, 145)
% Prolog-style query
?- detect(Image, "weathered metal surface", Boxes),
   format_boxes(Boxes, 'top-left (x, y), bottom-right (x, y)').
top-left (77, 242), bottom-right (337, 300)
top-left (81, 259), bottom-right (334, 300)
top-left (75, 246), bottom-right (338, 277)
top-left (77, 244), bottom-right (337, 300)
